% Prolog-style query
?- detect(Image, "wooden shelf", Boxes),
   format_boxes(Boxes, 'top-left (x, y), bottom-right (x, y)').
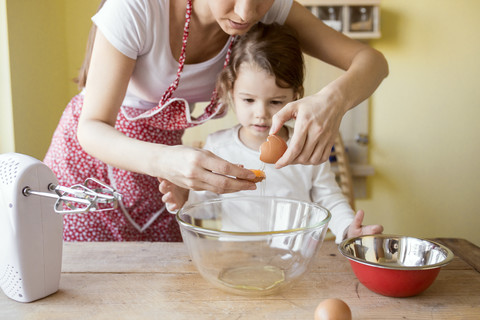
top-left (299, 0), bottom-right (381, 39)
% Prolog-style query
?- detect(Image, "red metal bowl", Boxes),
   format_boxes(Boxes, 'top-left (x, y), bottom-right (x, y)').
top-left (339, 235), bottom-right (454, 297)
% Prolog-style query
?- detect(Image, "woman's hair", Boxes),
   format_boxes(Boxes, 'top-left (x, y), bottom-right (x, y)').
top-left (74, 0), bottom-right (108, 89)
top-left (216, 22), bottom-right (305, 106)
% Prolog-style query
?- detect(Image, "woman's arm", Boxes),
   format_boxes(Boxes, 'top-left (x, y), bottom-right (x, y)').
top-left (273, 1), bottom-right (388, 167)
top-left (77, 31), bottom-right (256, 193)
top-left (78, 31), bottom-right (140, 171)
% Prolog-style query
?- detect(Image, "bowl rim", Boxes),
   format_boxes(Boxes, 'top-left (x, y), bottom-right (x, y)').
top-left (176, 196), bottom-right (332, 237)
top-left (338, 234), bottom-right (455, 270)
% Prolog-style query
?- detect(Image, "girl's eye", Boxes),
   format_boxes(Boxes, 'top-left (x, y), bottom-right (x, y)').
top-left (271, 100), bottom-right (284, 105)
top-left (243, 98), bottom-right (255, 103)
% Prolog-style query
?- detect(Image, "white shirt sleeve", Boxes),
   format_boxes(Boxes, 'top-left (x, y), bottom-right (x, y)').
top-left (92, 0), bottom-right (151, 59)
top-left (310, 161), bottom-right (355, 243)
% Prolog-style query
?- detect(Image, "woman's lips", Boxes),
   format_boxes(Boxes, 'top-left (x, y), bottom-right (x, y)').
top-left (228, 20), bottom-right (250, 31)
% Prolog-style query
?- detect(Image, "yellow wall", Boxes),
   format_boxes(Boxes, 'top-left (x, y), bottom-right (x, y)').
top-left (0, 0), bottom-right (14, 153)
top-left (359, 0), bottom-right (480, 245)
top-left (2, 1), bottom-right (480, 245)
top-left (1, 0), bottom-right (99, 159)
top-left (4, 0), bottom-right (67, 158)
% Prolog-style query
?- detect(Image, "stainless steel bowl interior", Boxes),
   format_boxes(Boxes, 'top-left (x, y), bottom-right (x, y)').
top-left (339, 234), bottom-right (454, 270)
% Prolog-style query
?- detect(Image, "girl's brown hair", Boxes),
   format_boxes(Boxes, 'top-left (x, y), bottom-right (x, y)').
top-left (216, 22), bottom-right (305, 105)
top-left (74, 0), bottom-right (108, 89)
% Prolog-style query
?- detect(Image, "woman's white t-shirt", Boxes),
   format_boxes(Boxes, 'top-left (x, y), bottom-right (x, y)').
top-left (92, 0), bottom-right (294, 109)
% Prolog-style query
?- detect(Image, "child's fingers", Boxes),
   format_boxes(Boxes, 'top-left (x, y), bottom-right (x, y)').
top-left (161, 191), bottom-right (171, 203)
top-left (353, 210), bottom-right (365, 228)
top-left (348, 210), bottom-right (384, 238)
top-left (162, 192), bottom-right (179, 210)
top-left (159, 179), bottom-right (174, 194)
top-left (363, 224), bottom-right (384, 235)
top-left (166, 203), bottom-right (178, 212)
top-left (159, 182), bottom-right (167, 194)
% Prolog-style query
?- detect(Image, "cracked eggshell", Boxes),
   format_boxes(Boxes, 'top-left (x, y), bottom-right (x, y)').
top-left (259, 135), bottom-right (288, 164)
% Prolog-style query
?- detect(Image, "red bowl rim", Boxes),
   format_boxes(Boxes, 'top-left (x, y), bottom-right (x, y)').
top-left (338, 234), bottom-right (454, 271)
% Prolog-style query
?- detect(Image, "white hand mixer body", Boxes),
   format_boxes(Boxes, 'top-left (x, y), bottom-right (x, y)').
top-left (0, 153), bottom-right (120, 303)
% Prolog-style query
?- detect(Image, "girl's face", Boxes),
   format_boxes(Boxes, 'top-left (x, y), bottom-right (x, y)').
top-left (232, 63), bottom-right (295, 149)
top-left (207, 0), bottom-right (274, 35)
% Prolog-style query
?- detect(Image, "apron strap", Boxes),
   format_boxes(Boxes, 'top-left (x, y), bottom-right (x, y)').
top-left (160, 0), bottom-right (193, 104)
top-left (160, 0), bottom-right (236, 107)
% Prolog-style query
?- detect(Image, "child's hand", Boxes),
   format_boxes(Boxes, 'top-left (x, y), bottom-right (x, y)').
top-left (158, 178), bottom-right (189, 212)
top-left (346, 210), bottom-right (384, 239)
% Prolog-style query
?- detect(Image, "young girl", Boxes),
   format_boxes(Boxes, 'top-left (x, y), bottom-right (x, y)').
top-left (45, 0), bottom-right (387, 241)
top-left (162, 22), bottom-right (383, 243)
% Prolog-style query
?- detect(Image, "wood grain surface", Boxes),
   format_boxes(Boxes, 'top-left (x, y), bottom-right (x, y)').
top-left (1, 239), bottom-right (479, 320)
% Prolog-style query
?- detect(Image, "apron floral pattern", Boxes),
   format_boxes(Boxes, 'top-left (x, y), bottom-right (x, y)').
top-left (44, 0), bottom-right (234, 241)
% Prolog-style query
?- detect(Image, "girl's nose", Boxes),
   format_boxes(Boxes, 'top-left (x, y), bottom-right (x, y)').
top-left (234, 0), bottom-right (256, 22)
top-left (254, 103), bottom-right (269, 118)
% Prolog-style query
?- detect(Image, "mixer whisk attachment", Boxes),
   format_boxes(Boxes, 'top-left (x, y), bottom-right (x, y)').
top-left (22, 178), bottom-right (122, 214)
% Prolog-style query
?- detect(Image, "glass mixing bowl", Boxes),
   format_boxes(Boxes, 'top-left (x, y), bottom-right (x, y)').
top-left (176, 196), bottom-right (331, 296)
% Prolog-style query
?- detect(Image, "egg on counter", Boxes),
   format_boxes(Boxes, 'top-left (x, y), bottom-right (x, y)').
top-left (259, 134), bottom-right (288, 164)
top-left (314, 298), bottom-right (352, 320)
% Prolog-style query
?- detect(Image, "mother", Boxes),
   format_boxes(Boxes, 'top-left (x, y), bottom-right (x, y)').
top-left (44, 0), bottom-right (388, 241)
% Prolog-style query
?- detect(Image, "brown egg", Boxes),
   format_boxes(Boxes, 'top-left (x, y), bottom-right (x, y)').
top-left (259, 134), bottom-right (288, 164)
top-left (314, 298), bottom-right (352, 320)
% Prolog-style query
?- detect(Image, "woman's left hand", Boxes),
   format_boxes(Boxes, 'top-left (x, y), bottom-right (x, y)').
top-left (270, 86), bottom-right (346, 168)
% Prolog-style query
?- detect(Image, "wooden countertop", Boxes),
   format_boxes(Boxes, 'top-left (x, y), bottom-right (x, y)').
top-left (1, 238), bottom-right (479, 319)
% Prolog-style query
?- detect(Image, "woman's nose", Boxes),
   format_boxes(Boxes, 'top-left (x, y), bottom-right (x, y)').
top-left (234, 0), bottom-right (256, 22)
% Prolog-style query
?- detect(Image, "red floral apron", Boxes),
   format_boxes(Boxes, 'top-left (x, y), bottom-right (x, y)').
top-left (44, 0), bottom-right (234, 241)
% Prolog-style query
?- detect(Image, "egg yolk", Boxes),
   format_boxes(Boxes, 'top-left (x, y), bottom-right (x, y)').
top-left (247, 169), bottom-right (266, 183)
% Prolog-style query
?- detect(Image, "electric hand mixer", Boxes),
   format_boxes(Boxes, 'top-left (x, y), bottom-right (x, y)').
top-left (0, 153), bottom-right (121, 303)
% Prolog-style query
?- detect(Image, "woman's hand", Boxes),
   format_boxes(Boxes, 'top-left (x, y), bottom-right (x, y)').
top-left (154, 145), bottom-right (257, 194)
top-left (346, 210), bottom-right (384, 239)
top-left (270, 85), bottom-right (346, 168)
